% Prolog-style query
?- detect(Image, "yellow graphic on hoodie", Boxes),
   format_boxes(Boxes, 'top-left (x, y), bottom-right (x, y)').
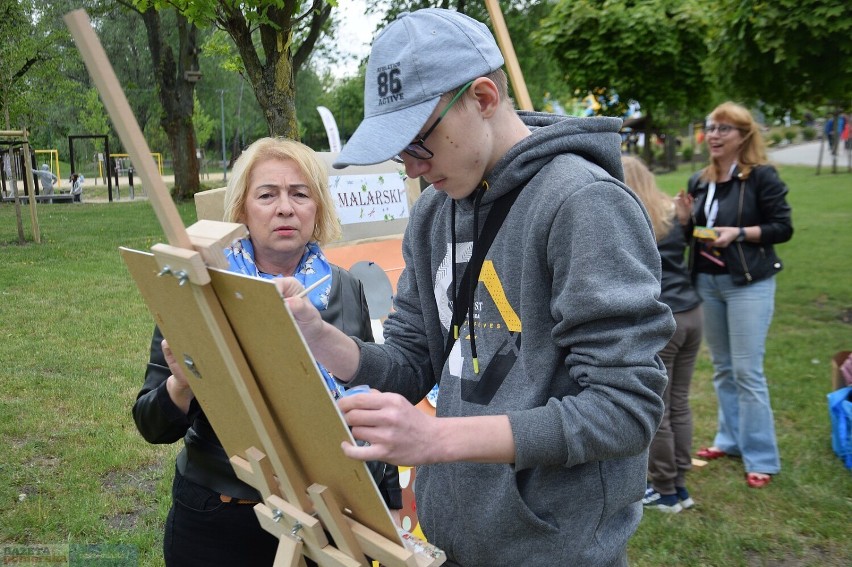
top-left (479, 260), bottom-right (521, 332)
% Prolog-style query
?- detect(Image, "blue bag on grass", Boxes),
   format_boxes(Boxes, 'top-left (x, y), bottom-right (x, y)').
top-left (827, 386), bottom-right (852, 470)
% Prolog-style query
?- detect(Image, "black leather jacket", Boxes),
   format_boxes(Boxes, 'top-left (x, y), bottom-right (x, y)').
top-left (132, 265), bottom-right (402, 508)
top-left (687, 164), bottom-right (793, 285)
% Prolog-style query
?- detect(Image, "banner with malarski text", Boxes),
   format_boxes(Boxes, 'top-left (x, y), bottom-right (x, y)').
top-left (330, 171), bottom-right (409, 225)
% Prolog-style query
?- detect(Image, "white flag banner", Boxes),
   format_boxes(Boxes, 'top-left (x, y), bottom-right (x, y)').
top-left (316, 106), bottom-right (342, 153)
top-left (329, 171), bottom-right (410, 225)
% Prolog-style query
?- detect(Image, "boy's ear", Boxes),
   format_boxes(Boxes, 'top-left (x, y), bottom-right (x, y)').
top-left (469, 77), bottom-right (500, 118)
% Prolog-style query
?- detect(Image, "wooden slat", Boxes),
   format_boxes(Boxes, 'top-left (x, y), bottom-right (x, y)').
top-left (484, 0), bottom-right (533, 111)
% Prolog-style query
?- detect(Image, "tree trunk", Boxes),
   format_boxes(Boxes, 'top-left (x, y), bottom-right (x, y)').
top-left (259, 74), bottom-right (298, 138)
top-left (141, 8), bottom-right (201, 201)
top-left (217, 2), bottom-right (331, 139)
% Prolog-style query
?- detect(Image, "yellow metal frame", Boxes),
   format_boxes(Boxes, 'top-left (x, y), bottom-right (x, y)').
top-left (34, 149), bottom-right (61, 189)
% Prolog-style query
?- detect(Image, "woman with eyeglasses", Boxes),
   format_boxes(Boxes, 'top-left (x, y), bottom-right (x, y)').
top-left (133, 138), bottom-right (401, 566)
top-left (675, 101), bottom-right (793, 489)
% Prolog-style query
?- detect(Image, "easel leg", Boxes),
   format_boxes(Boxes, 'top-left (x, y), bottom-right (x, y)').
top-left (273, 536), bottom-right (308, 567)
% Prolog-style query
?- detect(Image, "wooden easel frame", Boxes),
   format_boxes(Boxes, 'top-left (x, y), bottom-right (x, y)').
top-left (64, 9), bottom-right (443, 567)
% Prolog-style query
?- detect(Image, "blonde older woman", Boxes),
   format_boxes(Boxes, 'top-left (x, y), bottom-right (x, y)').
top-left (133, 138), bottom-right (401, 566)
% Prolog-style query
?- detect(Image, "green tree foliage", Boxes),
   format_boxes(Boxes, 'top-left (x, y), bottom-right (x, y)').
top-left (125, 1), bottom-right (203, 199)
top-left (193, 93), bottom-right (216, 149)
top-left (710, 0), bottom-right (852, 109)
top-left (303, 68), bottom-right (366, 151)
top-left (138, 0), bottom-right (335, 139)
top-left (536, 0), bottom-right (712, 118)
top-left (0, 0), bottom-right (72, 132)
top-left (536, 0), bottom-right (713, 164)
top-left (79, 88), bottom-right (110, 147)
top-left (501, 1), bottom-right (573, 111)
top-left (196, 29), bottom-right (267, 161)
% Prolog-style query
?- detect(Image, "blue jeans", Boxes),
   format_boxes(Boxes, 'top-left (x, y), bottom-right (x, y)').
top-left (696, 273), bottom-right (781, 474)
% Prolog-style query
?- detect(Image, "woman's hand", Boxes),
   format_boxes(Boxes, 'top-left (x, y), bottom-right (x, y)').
top-left (274, 277), bottom-right (363, 381)
top-left (274, 277), bottom-right (326, 343)
top-left (708, 226), bottom-right (740, 248)
top-left (163, 338), bottom-right (195, 414)
top-left (674, 190), bottom-right (693, 226)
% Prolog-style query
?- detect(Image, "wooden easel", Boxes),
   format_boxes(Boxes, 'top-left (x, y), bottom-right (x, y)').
top-left (64, 9), bottom-right (443, 567)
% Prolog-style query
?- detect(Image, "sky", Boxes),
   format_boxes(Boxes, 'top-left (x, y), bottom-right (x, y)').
top-left (330, 0), bottom-right (384, 78)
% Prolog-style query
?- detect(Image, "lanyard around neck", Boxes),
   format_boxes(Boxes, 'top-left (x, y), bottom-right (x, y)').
top-left (704, 162), bottom-right (737, 227)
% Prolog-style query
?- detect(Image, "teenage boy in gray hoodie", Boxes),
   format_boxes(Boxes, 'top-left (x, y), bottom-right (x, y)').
top-left (281, 8), bottom-right (674, 567)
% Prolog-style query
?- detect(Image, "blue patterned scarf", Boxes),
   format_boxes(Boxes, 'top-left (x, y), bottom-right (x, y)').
top-left (224, 238), bottom-right (344, 397)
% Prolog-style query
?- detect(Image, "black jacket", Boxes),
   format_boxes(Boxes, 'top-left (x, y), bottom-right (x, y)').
top-left (132, 264), bottom-right (402, 508)
top-left (687, 164), bottom-right (793, 285)
top-left (658, 223), bottom-right (702, 313)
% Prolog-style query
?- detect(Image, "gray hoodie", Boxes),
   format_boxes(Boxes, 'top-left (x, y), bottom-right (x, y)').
top-left (352, 112), bottom-right (674, 566)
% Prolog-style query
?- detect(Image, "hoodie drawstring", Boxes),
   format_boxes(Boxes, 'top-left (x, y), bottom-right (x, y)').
top-left (468, 182), bottom-right (487, 373)
top-left (450, 180), bottom-right (488, 374)
top-left (451, 200), bottom-right (458, 340)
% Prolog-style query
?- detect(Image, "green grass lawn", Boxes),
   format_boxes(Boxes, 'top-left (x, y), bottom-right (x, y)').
top-left (0, 164), bottom-right (850, 566)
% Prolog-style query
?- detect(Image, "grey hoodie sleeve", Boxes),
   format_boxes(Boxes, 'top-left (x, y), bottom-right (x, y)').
top-left (508, 180), bottom-right (674, 470)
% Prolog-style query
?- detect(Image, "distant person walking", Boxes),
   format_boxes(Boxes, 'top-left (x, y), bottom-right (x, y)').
top-left (825, 114), bottom-right (847, 154)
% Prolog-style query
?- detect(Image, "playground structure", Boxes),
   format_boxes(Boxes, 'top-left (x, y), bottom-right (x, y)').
top-left (110, 152), bottom-right (162, 176)
top-left (68, 135), bottom-right (161, 201)
top-left (1, 129), bottom-right (42, 243)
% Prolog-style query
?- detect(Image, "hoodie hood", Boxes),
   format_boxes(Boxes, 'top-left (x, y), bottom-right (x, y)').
top-left (470, 111), bottom-right (624, 208)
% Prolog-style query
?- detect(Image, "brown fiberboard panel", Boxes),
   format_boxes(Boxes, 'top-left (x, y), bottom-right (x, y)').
top-left (121, 247), bottom-right (399, 544)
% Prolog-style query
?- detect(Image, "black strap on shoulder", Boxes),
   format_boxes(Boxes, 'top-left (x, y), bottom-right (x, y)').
top-left (441, 185), bottom-right (523, 367)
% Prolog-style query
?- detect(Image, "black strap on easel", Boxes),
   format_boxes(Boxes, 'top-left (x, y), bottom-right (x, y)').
top-left (441, 184), bottom-right (523, 367)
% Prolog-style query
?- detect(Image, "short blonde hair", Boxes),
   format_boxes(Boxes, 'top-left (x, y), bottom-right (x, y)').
top-left (702, 101), bottom-right (769, 182)
top-left (448, 69), bottom-right (512, 110)
top-left (621, 156), bottom-right (674, 242)
top-left (223, 137), bottom-right (341, 246)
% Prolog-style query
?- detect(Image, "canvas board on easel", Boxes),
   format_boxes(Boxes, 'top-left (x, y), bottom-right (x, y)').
top-left (120, 248), bottom-right (400, 543)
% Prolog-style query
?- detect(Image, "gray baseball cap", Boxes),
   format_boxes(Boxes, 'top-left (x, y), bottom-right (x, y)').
top-left (333, 9), bottom-right (504, 168)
